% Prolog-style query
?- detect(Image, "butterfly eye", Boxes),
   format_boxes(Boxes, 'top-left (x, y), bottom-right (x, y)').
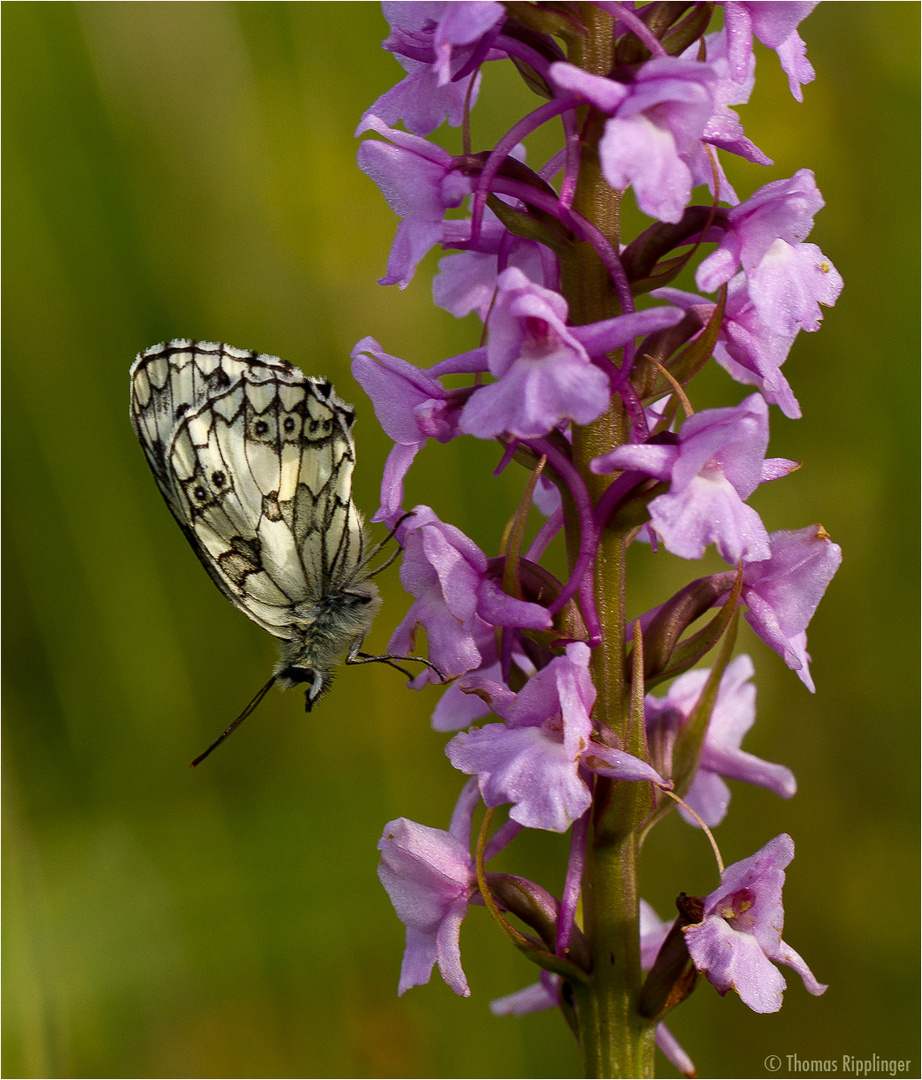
top-left (283, 416), bottom-right (296, 434)
top-left (211, 471), bottom-right (226, 488)
top-left (193, 485), bottom-right (207, 501)
top-left (254, 420), bottom-right (269, 436)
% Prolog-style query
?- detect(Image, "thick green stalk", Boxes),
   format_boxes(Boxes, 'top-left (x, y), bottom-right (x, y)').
top-left (561, 6), bottom-right (655, 1076)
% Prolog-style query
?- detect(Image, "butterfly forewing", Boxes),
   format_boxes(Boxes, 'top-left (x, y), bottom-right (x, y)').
top-left (130, 338), bottom-right (375, 634)
top-left (133, 342), bottom-right (277, 461)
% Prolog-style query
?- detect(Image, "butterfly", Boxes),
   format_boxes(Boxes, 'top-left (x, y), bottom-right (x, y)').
top-left (130, 339), bottom-right (433, 766)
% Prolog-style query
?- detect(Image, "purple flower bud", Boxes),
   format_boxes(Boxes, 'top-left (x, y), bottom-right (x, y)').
top-left (363, 2), bottom-right (505, 135)
top-left (389, 506), bottom-right (552, 686)
top-left (434, 221), bottom-right (547, 319)
top-left (351, 338), bottom-right (466, 519)
top-left (357, 117), bottom-right (471, 287)
top-left (383, 2), bottom-right (505, 86)
top-left (490, 977), bottom-right (557, 1016)
top-left (748, 239), bottom-right (843, 337)
top-left (683, 29), bottom-right (772, 174)
top-left (458, 268), bottom-right (611, 439)
top-left (741, 525), bottom-right (842, 692)
top-left (551, 58), bottom-right (718, 223)
top-left (377, 815), bottom-right (476, 997)
top-left (683, 833), bottom-right (827, 1012)
top-left (695, 170), bottom-right (843, 335)
top-left (458, 268), bottom-right (683, 439)
top-left (646, 655), bottom-right (796, 826)
top-left (723, 2), bottom-right (819, 102)
top-left (447, 643), bottom-right (666, 832)
top-left (653, 279), bottom-right (803, 419)
top-left (593, 394), bottom-right (773, 565)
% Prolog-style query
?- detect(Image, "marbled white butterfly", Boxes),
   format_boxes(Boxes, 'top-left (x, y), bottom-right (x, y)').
top-left (130, 340), bottom-right (431, 765)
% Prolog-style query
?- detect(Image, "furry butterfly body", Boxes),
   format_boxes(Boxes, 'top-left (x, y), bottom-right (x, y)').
top-left (130, 339), bottom-right (410, 763)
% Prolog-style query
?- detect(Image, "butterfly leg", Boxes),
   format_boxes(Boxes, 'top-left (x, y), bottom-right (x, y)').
top-left (363, 510), bottom-right (416, 579)
top-left (345, 637), bottom-right (445, 683)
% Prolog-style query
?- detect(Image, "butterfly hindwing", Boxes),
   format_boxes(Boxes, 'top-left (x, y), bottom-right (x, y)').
top-left (166, 365), bottom-right (362, 635)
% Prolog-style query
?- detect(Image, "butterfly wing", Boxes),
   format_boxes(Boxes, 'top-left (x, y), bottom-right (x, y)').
top-left (130, 340), bottom-right (367, 641)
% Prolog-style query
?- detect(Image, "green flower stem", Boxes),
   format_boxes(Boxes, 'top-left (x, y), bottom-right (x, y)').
top-left (568, 425), bottom-right (658, 1080)
top-left (571, 834), bottom-right (655, 1079)
top-left (560, 6), bottom-right (656, 1076)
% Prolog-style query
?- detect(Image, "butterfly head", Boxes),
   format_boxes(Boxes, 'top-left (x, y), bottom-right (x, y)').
top-left (276, 664), bottom-right (334, 712)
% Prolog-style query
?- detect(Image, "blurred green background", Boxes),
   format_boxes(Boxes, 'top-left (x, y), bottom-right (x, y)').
top-left (3, 4), bottom-right (917, 1078)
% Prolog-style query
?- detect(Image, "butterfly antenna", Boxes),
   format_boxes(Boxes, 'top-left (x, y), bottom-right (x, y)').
top-left (363, 511), bottom-right (415, 577)
top-left (190, 672), bottom-right (280, 768)
top-left (365, 544), bottom-right (402, 579)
